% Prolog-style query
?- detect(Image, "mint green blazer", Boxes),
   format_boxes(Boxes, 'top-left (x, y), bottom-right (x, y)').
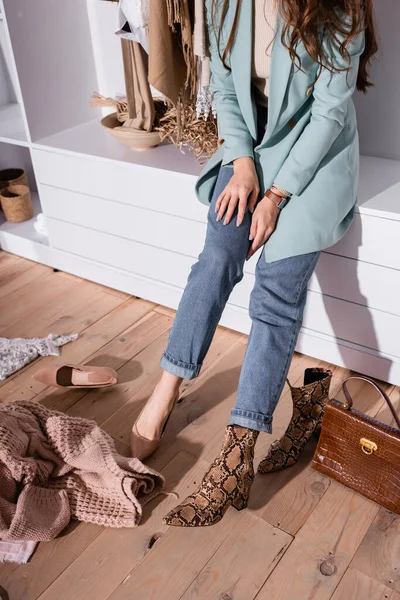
top-left (195, 2), bottom-right (365, 262)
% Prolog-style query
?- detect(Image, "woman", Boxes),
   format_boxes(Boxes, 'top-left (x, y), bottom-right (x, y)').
top-left (132, 0), bottom-right (378, 526)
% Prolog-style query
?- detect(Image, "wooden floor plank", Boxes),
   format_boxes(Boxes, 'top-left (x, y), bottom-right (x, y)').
top-left (350, 509), bottom-right (400, 593)
top-left (36, 310), bottom-right (171, 415)
top-left (0, 297), bottom-right (156, 399)
top-left (180, 513), bottom-right (292, 600)
top-left (0, 272), bottom-right (77, 333)
top-left (0, 378), bottom-right (37, 403)
top-left (0, 250), bottom-right (21, 271)
top-left (254, 482), bottom-right (380, 600)
top-left (0, 259), bottom-right (49, 301)
top-left (107, 509), bottom-right (240, 600)
top-left (0, 522), bottom-right (103, 600)
top-left (331, 568), bottom-right (400, 600)
top-left (36, 452), bottom-right (213, 600)
top-left (1, 279), bottom-right (122, 340)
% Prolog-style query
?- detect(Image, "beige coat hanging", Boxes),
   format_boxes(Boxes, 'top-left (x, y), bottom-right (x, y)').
top-left (121, 39), bottom-right (155, 132)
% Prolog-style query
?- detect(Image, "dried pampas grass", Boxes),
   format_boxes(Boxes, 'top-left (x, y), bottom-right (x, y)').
top-left (91, 93), bottom-right (219, 162)
top-left (156, 103), bottom-right (219, 162)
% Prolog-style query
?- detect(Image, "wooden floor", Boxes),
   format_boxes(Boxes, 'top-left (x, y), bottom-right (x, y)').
top-left (0, 251), bottom-right (399, 600)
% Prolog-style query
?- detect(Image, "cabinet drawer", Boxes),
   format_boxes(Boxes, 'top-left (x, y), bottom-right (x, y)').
top-left (231, 252), bottom-right (400, 316)
top-left (40, 185), bottom-right (206, 259)
top-left (33, 148), bottom-right (207, 223)
top-left (328, 212), bottom-right (400, 270)
top-left (231, 275), bottom-right (400, 359)
top-left (47, 217), bottom-right (195, 290)
top-left (303, 290), bottom-right (400, 358)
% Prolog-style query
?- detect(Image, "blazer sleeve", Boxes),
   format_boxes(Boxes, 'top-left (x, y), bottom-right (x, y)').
top-left (206, 5), bottom-right (255, 166)
top-left (273, 28), bottom-right (366, 196)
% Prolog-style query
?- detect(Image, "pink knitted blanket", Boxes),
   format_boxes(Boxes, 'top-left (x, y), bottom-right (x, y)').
top-left (0, 401), bottom-right (165, 541)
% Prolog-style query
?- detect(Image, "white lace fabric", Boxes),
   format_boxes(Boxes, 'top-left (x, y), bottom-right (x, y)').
top-left (0, 334), bottom-right (78, 381)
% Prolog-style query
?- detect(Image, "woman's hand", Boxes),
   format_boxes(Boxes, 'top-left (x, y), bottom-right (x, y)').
top-left (247, 196), bottom-right (279, 259)
top-left (215, 157), bottom-right (260, 227)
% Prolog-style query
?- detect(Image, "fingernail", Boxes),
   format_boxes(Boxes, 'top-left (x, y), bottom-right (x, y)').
top-left (249, 235), bottom-right (254, 241)
top-left (216, 215), bottom-right (221, 221)
top-left (223, 219), bottom-right (228, 225)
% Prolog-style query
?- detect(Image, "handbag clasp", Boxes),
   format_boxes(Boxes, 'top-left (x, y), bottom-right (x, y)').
top-left (360, 438), bottom-right (377, 455)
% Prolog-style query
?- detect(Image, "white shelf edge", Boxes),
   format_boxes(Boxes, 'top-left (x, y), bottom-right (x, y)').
top-left (0, 134), bottom-right (30, 148)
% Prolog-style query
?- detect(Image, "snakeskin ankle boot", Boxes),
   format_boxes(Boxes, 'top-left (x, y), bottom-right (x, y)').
top-left (163, 425), bottom-right (259, 527)
top-left (258, 368), bottom-right (332, 474)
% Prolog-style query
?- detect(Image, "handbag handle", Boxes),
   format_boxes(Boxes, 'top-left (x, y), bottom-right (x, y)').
top-left (342, 376), bottom-right (400, 430)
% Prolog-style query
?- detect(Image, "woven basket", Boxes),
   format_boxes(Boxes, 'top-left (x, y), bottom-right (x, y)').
top-left (0, 185), bottom-right (33, 223)
top-left (0, 168), bottom-right (28, 191)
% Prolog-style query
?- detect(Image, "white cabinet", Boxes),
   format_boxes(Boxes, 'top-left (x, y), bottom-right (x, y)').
top-left (0, 0), bottom-right (400, 386)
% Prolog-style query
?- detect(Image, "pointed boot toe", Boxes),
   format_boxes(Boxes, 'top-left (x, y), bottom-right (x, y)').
top-left (163, 425), bottom-right (259, 528)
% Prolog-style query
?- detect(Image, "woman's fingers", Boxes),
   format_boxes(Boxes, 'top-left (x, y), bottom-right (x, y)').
top-left (236, 187), bottom-right (250, 227)
top-left (247, 220), bottom-right (273, 259)
top-left (216, 193), bottom-right (231, 222)
top-left (247, 187), bottom-right (259, 215)
top-left (223, 193), bottom-right (239, 225)
top-left (215, 191), bottom-right (225, 214)
top-left (247, 217), bottom-right (258, 259)
top-left (217, 183), bottom-right (258, 226)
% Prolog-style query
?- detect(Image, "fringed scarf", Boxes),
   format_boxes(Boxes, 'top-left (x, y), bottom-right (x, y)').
top-left (148, 0), bottom-right (196, 139)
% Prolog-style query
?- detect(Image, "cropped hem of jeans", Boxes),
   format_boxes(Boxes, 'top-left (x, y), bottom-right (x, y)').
top-left (230, 408), bottom-right (272, 434)
top-left (160, 351), bottom-right (201, 380)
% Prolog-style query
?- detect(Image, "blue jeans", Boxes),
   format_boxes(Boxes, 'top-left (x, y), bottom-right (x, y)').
top-left (160, 166), bottom-right (320, 433)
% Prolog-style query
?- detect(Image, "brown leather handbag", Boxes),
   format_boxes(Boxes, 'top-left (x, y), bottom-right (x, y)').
top-left (312, 376), bottom-right (400, 515)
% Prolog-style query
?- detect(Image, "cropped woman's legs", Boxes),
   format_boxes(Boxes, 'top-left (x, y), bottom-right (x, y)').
top-left (160, 167), bottom-right (252, 379)
top-left (230, 249), bottom-right (320, 433)
top-left (163, 247), bottom-right (320, 527)
top-left (134, 166), bottom-right (251, 442)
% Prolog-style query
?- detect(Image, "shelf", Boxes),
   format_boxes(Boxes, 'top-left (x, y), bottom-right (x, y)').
top-left (0, 192), bottom-right (52, 265)
top-left (0, 103), bottom-right (29, 145)
top-left (33, 119), bottom-right (203, 177)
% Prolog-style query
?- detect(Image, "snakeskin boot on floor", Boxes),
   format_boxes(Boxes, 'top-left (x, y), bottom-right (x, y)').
top-left (258, 367), bottom-right (332, 474)
top-left (163, 425), bottom-right (259, 527)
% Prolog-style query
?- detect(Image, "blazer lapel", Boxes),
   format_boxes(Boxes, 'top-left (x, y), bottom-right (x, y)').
top-left (265, 16), bottom-right (293, 138)
top-left (230, 2), bottom-right (257, 140)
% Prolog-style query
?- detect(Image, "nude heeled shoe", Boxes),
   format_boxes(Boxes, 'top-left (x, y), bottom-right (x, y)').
top-left (32, 364), bottom-right (118, 388)
top-left (130, 392), bottom-right (180, 461)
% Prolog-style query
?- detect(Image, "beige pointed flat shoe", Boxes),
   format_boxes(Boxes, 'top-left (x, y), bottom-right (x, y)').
top-left (130, 392), bottom-right (179, 461)
top-left (32, 364), bottom-right (118, 388)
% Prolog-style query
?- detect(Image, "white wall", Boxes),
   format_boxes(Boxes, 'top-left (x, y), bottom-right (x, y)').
top-left (355, 0), bottom-right (400, 160)
top-left (86, 0), bottom-right (126, 100)
top-left (3, 0), bottom-right (100, 141)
